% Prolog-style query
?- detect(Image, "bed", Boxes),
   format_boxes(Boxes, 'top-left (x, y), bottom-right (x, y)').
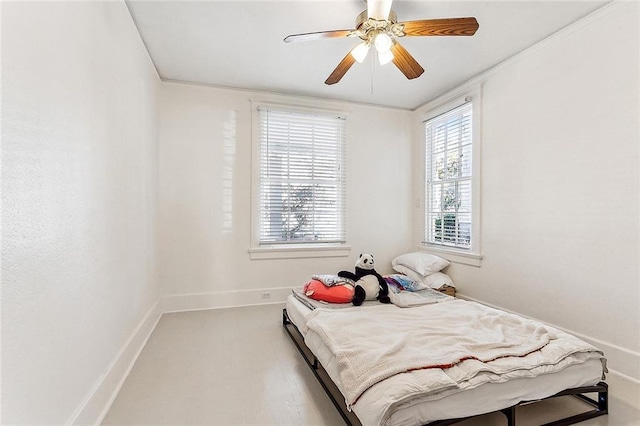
top-left (282, 290), bottom-right (608, 426)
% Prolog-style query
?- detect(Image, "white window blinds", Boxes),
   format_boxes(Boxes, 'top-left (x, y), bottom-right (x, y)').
top-left (424, 102), bottom-right (473, 249)
top-left (257, 106), bottom-right (346, 245)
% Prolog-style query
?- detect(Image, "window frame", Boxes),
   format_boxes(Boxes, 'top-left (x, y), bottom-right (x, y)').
top-left (420, 88), bottom-right (482, 266)
top-left (249, 101), bottom-right (351, 260)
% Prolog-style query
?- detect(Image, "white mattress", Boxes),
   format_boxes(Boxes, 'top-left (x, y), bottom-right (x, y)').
top-left (285, 295), bottom-right (604, 426)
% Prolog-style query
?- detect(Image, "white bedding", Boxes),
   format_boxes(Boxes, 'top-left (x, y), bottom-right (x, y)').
top-left (306, 300), bottom-right (559, 405)
top-left (285, 295), bottom-right (605, 426)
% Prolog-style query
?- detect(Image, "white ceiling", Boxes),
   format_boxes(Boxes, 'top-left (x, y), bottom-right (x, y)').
top-left (126, 0), bottom-right (608, 110)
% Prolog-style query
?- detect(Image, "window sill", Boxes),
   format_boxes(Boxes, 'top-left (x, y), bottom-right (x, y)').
top-left (420, 246), bottom-right (483, 267)
top-left (249, 245), bottom-right (351, 260)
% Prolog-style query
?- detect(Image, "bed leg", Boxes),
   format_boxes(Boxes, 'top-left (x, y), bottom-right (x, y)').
top-left (282, 308), bottom-right (290, 326)
top-left (598, 382), bottom-right (608, 413)
top-left (500, 406), bottom-right (516, 426)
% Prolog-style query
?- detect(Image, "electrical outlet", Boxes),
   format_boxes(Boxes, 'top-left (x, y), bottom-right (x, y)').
top-left (261, 292), bottom-right (271, 299)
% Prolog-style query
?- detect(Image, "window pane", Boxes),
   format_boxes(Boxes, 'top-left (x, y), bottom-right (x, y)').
top-left (430, 184), bottom-right (442, 212)
top-left (461, 143), bottom-right (472, 177)
top-left (424, 102), bottom-right (473, 250)
top-left (458, 180), bottom-right (472, 213)
top-left (434, 153), bottom-right (445, 181)
top-left (442, 182), bottom-right (458, 212)
top-left (258, 107), bottom-right (346, 245)
top-left (446, 149), bottom-right (461, 179)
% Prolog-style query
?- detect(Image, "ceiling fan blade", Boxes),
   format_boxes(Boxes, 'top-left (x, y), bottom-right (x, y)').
top-left (325, 50), bottom-right (357, 85)
top-left (367, 0), bottom-right (393, 20)
top-left (399, 17), bottom-right (479, 37)
top-left (390, 42), bottom-right (424, 80)
top-left (284, 29), bottom-right (354, 43)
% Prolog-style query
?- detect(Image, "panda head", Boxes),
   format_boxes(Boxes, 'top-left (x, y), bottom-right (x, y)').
top-left (355, 253), bottom-right (375, 270)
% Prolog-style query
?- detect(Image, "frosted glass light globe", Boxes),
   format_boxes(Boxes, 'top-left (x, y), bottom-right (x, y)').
top-left (378, 49), bottom-right (394, 65)
top-left (351, 42), bottom-right (371, 63)
top-left (374, 33), bottom-right (392, 53)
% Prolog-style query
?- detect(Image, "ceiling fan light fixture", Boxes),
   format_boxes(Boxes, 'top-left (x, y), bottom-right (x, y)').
top-left (284, 0), bottom-right (479, 85)
top-left (378, 49), bottom-right (394, 65)
top-left (374, 33), bottom-right (393, 53)
top-left (351, 41), bottom-right (371, 63)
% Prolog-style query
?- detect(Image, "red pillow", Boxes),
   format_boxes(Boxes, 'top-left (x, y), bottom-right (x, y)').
top-left (304, 279), bottom-right (354, 304)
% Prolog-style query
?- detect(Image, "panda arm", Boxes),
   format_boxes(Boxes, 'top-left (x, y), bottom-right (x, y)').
top-left (338, 270), bottom-right (358, 281)
top-left (375, 271), bottom-right (392, 303)
top-left (373, 271), bottom-right (386, 286)
top-left (375, 272), bottom-right (390, 294)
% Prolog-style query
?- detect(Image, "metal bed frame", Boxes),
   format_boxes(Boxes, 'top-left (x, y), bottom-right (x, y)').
top-left (282, 308), bottom-right (608, 426)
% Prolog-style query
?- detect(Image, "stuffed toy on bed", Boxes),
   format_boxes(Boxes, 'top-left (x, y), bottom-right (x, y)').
top-left (338, 253), bottom-right (391, 306)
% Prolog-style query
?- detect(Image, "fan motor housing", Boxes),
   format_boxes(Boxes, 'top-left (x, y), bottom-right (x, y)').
top-left (355, 9), bottom-right (398, 29)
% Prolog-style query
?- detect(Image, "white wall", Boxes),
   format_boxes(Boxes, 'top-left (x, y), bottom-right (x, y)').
top-left (4, 1), bottom-right (635, 422)
top-left (2, 2), bottom-right (160, 424)
top-left (414, 2), bottom-right (639, 382)
top-left (158, 82), bottom-right (414, 308)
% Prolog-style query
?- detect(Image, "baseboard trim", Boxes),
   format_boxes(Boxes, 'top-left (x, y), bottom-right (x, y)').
top-left (67, 300), bottom-right (163, 425)
top-left (456, 292), bottom-right (640, 384)
top-left (607, 369), bottom-right (640, 409)
top-left (161, 286), bottom-right (296, 313)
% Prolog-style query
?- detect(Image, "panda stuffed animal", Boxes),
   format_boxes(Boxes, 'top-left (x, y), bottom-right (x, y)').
top-left (338, 253), bottom-right (391, 306)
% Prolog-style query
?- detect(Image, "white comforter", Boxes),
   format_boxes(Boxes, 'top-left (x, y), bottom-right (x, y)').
top-left (304, 299), bottom-right (601, 409)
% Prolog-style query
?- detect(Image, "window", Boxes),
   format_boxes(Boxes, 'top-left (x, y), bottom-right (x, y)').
top-left (252, 104), bottom-right (347, 257)
top-left (422, 92), bottom-right (481, 263)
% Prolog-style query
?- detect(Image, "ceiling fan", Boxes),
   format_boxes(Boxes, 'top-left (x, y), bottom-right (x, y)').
top-left (284, 0), bottom-right (479, 85)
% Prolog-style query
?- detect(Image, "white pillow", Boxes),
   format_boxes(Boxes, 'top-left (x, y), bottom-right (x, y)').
top-left (424, 272), bottom-right (455, 290)
top-left (390, 265), bottom-right (428, 290)
top-left (392, 265), bottom-right (455, 291)
top-left (391, 252), bottom-right (449, 277)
